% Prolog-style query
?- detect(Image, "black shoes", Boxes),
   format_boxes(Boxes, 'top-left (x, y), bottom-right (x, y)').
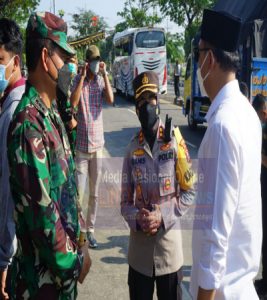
top-left (255, 279), bottom-right (267, 298)
top-left (87, 232), bottom-right (98, 248)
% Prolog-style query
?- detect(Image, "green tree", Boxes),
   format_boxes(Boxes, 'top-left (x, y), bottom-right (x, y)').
top-left (58, 9), bottom-right (65, 18)
top-left (115, 21), bottom-right (128, 33)
top-left (70, 9), bottom-right (111, 64)
top-left (166, 32), bottom-right (184, 63)
top-left (147, 0), bottom-right (215, 57)
top-left (117, 0), bottom-right (162, 29)
top-left (0, 0), bottom-right (10, 9)
top-left (0, 0), bottom-right (40, 26)
top-left (98, 35), bottom-right (113, 68)
top-left (71, 8), bottom-right (108, 38)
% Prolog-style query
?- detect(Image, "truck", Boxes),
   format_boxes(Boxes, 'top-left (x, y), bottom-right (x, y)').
top-left (183, 0), bottom-right (267, 129)
top-left (183, 36), bottom-right (210, 130)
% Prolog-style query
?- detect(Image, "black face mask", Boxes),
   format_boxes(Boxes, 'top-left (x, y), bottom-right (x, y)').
top-left (56, 63), bottom-right (74, 122)
top-left (57, 63), bottom-right (73, 99)
top-left (48, 57), bottom-right (75, 122)
top-left (138, 103), bottom-right (159, 132)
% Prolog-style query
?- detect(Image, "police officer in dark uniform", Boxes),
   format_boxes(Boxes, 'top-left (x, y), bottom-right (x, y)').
top-left (121, 71), bottom-right (195, 300)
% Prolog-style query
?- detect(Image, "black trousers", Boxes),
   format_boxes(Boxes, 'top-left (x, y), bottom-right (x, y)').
top-left (128, 265), bottom-right (183, 300)
top-left (261, 166), bottom-right (267, 282)
top-left (174, 76), bottom-right (180, 97)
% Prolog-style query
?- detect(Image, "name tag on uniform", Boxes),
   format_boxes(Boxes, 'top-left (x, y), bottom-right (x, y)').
top-left (132, 157), bottom-right (146, 165)
top-left (158, 150), bottom-right (174, 162)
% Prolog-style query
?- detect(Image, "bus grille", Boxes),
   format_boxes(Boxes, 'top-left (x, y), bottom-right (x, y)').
top-left (141, 59), bottom-right (161, 71)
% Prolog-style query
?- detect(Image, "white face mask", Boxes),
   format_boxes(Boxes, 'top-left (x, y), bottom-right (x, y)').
top-left (89, 60), bottom-right (100, 75)
top-left (197, 51), bottom-right (210, 97)
top-left (0, 56), bottom-right (15, 93)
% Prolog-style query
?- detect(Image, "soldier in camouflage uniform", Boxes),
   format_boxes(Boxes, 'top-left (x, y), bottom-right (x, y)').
top-left (7, 12), bottom-right (91, 299)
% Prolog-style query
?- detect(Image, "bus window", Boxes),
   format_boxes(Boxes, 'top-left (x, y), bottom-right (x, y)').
top-left (114, 34), bottom-right (133, 56)
top-left (128, 35), bottom-right (133, 55)
top-left (135, 31), bottom-right (165, 48)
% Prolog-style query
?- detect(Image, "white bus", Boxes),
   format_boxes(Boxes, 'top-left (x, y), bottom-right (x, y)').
top-left (112, 27), bottom-right (167, 97)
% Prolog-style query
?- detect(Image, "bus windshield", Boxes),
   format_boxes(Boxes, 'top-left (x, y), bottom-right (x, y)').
top-left (135, 31), bottom-right (165, 48)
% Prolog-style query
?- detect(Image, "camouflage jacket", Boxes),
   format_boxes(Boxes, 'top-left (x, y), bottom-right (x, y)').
top-left (7, 82), bottom-right (82, 299)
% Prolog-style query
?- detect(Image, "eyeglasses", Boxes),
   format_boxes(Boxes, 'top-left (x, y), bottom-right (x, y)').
top-left (193, 47), bottom-right (212, 62)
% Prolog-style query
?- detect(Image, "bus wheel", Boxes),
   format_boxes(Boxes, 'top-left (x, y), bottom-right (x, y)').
top-left (188, 111), bottom-right (197, 130)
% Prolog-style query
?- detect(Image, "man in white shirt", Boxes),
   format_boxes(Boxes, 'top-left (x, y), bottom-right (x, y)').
top-left (190, 9), bottom-right (262, 300)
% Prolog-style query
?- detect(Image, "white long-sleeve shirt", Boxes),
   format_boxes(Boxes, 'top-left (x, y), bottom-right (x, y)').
top-left (190, 80), bottom-right (262, 300)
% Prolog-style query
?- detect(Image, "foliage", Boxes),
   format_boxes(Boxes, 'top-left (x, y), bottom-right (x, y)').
top-left (98, 36), bottom-right (113, 69)
top-left (115, 21), bottom-right (128, 33)
top-left (184, 21), bottom-right (200, 59)
top-left (58, 9), bottom-right (65, 18)
top-left (0, 0), bottom-right (40, 26)
top-left (117, 0), bottom-right (162, 29)
top-left (154, 0), bottom-right (214, 27)
top-left (0, 0), bottom-right (10, 9)
top-left (146, 0), bottom-right (216, 57)
top-left (71, 8), bottom-right (108, 38)
top-left (166, 32), bottom-right (184, 63)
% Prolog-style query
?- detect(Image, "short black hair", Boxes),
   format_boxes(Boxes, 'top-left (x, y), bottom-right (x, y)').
top-left (202, 39), bottom-right (240, 73)
top-left (212, 48), bottom-right (240, 73)
top-left (239, 81), bottom-right (249, 98)
top-left (0, 18), bottom-right (23, 58)
top-left (252, 93), bottom-right (266, 112)
top-left (25, 38), bottom-right (57, 72)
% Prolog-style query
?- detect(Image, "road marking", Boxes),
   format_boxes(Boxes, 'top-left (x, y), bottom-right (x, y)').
top-left (127, 108), bottom-right (136, 115)
top-left (185, 140), bottom-right (197, 149)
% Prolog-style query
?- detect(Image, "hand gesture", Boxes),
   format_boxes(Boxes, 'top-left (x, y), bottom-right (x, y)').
top-left (67, 117), bottom-right (77, 130)
top-left (0, 269), bottom-right (9, 300)
top-left (145, 205), bottom-right (163, 235)
top-left (99, 61), bottom-right (107, 76)
top-left (81, 63), bottom-right (88, 79)
top-left (137, 205), bottom-right (163, 235)
top-left (136, 208), bottom-right (150, 232)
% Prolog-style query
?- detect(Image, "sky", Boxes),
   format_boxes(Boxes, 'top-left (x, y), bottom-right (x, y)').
top-left (37, 0), bottom-right (180, 34)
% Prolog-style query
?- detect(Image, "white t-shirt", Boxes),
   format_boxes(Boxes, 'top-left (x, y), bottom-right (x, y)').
top-left (174, 63), bottom-right (181, 76)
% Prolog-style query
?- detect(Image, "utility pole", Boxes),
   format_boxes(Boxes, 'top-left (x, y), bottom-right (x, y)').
top-left (152, 3), bottom-right (156, 27)
top-left (53, 0), bottom-right (55, 14)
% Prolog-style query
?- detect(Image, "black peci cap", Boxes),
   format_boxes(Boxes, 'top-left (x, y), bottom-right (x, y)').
top-left (200, 9), bottom-right (242, 52)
